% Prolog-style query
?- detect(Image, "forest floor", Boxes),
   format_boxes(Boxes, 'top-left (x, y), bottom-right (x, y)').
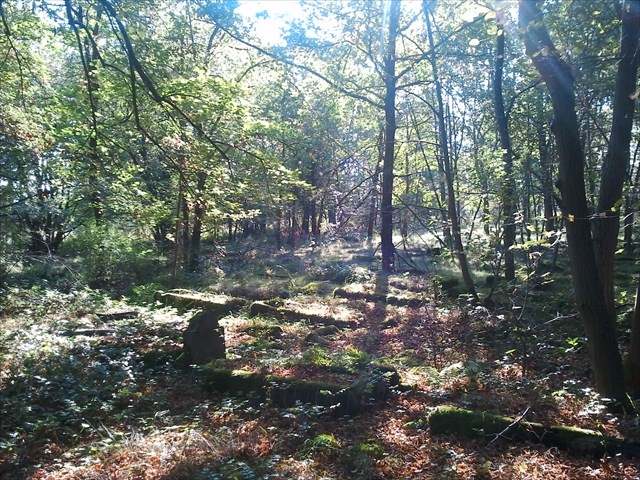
top-left (1, 239), bottom-right (640, 479)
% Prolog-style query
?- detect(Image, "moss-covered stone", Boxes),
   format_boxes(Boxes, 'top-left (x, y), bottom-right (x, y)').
top-left (314, 325), bottom-right (341, 337)
top-left (304, 332), bottom-right (330, 346)
top-left (201, 368), bottom-right (267, 396)
top-left (248, 300), bottom-right (278, 317)
top-left (428, 406), bottom-right (640, 458)
top-left (153, 290), bottom-right (246, 313)
top-left (249, 301), bottom-right (357, 328)
top-left (332, 287), bottom-right (426, 307)
top-left (429, 406), bottom-right (527, 439)
top-left (183, 310), bottom-right (226, 364)
top-left (243, 324), bottom-right (284, 340)
top-left (200, 365), bottom-right (400, 416)
top-left (370, 363), bottom-right (401, 387)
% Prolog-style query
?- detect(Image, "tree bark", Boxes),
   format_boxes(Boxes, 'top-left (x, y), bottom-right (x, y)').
top-left (519, 0), bottom-right (627, 404)
top-left (189, 171), bottom-right (207, 271)
top-left (537, 111), bottom-right (556, 237)
top-left (493, 15), bottom-right (516, 281)
top-left (592, 0), bottom-right (640, 313)
top-left (367, 129), bottom-right (383, 245)
top-left (380, 0), bottom-right (401, 272)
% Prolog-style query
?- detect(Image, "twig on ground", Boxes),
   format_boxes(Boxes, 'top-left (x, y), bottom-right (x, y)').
top-left (485, 406), bottom-right (531, 448)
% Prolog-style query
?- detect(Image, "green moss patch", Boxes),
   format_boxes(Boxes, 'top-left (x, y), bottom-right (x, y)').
top-left (428, 406), bottom-right (640, 458)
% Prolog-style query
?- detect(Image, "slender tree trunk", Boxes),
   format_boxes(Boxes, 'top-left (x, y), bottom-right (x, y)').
top-left (301, 202), bottom-right (311, 238)
top-left (537, 114), bottom-right (556, 237)
top-left (368, 129), bottom-right (384, 245)
top-left (171, 163), bottom-right (185, 288)
top-left (189, 171), bottom-right (207, 271)
top-left (311, 202), bottom-right (318, 238)
top-left (181, 195), bottom-right (190, 264)
top-left (493, 16), bottom-right (516, 281)
top-left (380, 0), bottom-right (401, 272)
top-left (623, 197), bottom-right (634, 252)
top-left (275, 208), bottom-right (282, 249)
top-left (519, 0), bottom-right (628, 405)
top-left (424, 0), bottom-right (478, 300)
top-left (592, 0), bottom-right (640, 314)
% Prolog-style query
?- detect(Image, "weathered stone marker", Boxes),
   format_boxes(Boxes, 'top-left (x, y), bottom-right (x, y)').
top-left (183, 309), bottom-right (226, 365)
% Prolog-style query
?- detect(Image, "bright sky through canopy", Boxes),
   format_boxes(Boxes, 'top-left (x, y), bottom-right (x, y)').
top-left (236, 0), bottom-right (306, 46)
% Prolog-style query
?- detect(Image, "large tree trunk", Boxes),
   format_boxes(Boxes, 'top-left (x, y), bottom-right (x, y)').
top-left (493, 15), bottom-right (516, 281)
top-left (519, 0), bottom-right (627, 405)
top-left (424, 0), bottom-right (478, 300)
top-left (592, 0), bottom-right (640, 313)
top-left (380, 0), bottom-right (401, 272)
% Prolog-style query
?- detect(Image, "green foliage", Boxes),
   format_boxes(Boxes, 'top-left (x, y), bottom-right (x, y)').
top-left (349, 441), bottom-right (385, 472)
top-left (343, 347), bottom-right (371, 370)
top-left (301, 345), bottom-right (332, 367)
top-left (62, 224), bottom-right (161, 292)
top-left (299, 281), bottom-right (324, 295)
top-left (299, 433), bottom-right (341, 458)
top-left (300, 345), bottom-right (372, 372)
top-left (0, 288), bottom-right (188, 470)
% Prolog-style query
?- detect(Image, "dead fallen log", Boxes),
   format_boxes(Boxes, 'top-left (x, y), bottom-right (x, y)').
top-left (201, 364), bottom-right (399, 416)
top-left (153, 290), bottom-right (246, 314)
top-left (248, 301), bottom-right (357, 328)
top-left (428, 406), bottom-right (640, 458)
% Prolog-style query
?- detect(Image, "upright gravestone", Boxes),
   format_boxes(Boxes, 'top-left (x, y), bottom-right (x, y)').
top-left (183, 309), bottom-right (226, 365)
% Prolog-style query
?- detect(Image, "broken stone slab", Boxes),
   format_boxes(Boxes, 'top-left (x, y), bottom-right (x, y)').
top-left (304, 332), bottom-right (330, 346)
top-left (248, 301), bottom-right (357, 328)
top-left (313, 325), bottom-right (341, 337)
top-left (153, 290), bottom-right (246, 314)
top-left (428, 406), bottom-right (640, 458)
top-left (332, 287), bottom-right (427, 307)
top-left (95, 311), bottom-right (139, 321)
top-left (201, 364), bottom-right (400, 416)
top-left (243, 324), bottom-right (284, 340)
top-left (303, 325), bottom-right (342, 346)
top-left (183, 310), bottom-right (226, 365)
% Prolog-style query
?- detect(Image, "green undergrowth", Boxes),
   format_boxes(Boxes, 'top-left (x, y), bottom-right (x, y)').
top-left (0, 289), bottom-right (191, 473)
